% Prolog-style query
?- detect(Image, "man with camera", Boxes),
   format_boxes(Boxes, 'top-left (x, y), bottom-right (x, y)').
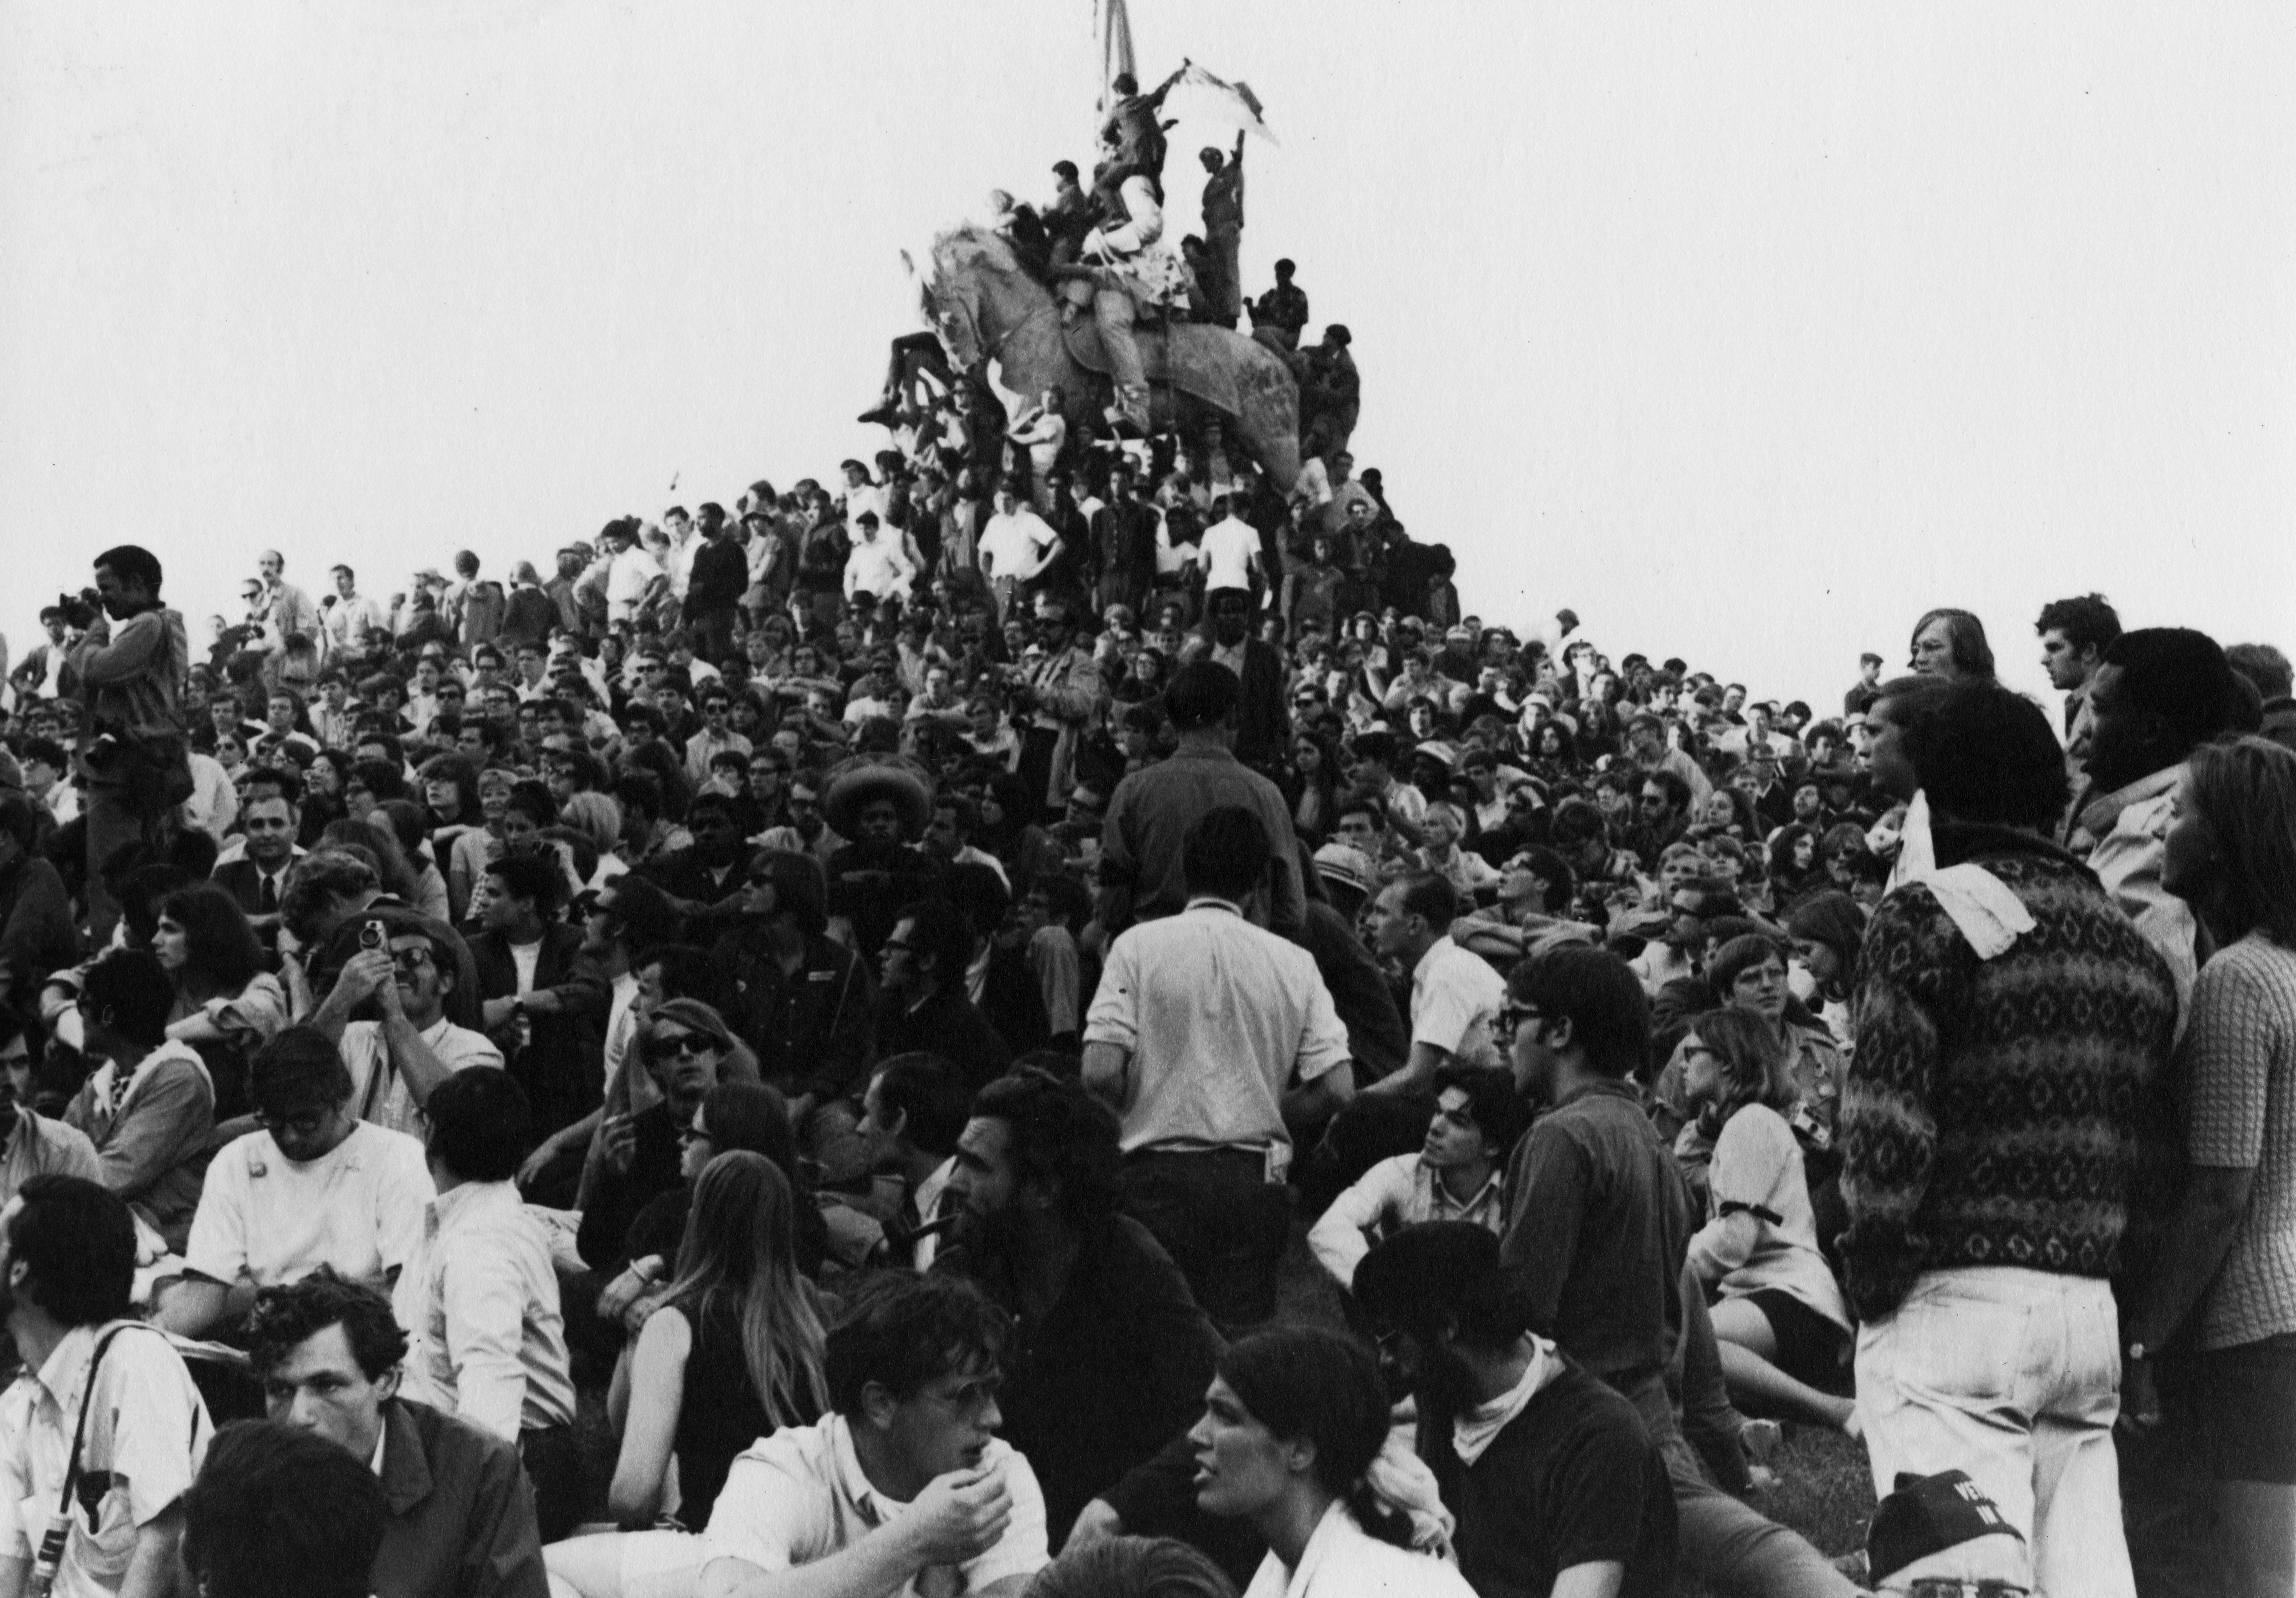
top-left (55, 547), bottom-right (190, 941)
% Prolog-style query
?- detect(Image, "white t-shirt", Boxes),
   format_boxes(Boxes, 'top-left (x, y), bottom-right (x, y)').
top-left (977, 511), bottom-right (1053, 583)
top-left (1243, 1500), bottom-right (1476, 1598)
top-left (703, 1415), bottom-right (1047, 1596)
top-left (1200, 515), bottom-right (1261, 591)
top-left (185, 1122), bottom-right (433, 1291)
top-left (1409, 936), bottom-right (1507, 1071)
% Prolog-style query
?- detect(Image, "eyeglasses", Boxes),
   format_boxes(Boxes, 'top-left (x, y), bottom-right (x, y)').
top-left (646, 1033), bottom-right (718, 1061)
top-left (388, 947), bottom-right (435, 973)
top-left (1498, 1001), bottom-right (1543, 1034)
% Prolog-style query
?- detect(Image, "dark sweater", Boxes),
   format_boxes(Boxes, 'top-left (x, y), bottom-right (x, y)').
top-left (1425, 1361), bottom-right (1677, 1598)
top-left (1839, 824), bottom-right (2177, 1319)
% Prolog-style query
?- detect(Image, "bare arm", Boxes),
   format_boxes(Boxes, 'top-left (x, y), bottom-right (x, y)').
top-left (1081, 1041), bottom-right (1133, 1112)
top-left (1365, 1041), bottom-right (1451, 1097)
top-left (607, 1304), bottom-right (691, 1528)
top-left (118, 1506), bottom-right (186, 1598)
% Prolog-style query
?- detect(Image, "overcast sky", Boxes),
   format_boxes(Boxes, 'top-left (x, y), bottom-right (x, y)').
top-left (4, 0), bottom-right (2289, 706)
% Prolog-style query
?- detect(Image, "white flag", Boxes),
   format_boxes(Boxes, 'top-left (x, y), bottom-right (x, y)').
top-left (1169, 60), bottom-right (1278, 145)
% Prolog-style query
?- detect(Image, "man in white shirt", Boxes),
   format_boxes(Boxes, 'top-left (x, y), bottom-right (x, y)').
top-left (976, 482), bottom-right (1054, 621)
top-left (591, 523), bottom-right (666, 631)
top-left (1197, 494), bottom-right (1263, 600)
top-left (310, 926), bottom-right (503, 1141)
top-left (393, 1066), bottom-right (581, 1541)
top-left (321, 564), bottom-right (389, 658)
top-left (701, 1272), bottom-right (1047, 1598)
top-left (159, 1027), bottom-right (433, 1340)
top-left (843, 511), bottom-right (917, 604)
top-left (1363, 872), bottom-right (1509, 1099)
top-left (1083, 806), bottom-right (1353, 1330)
top-left (0, 1177), bottom-right (212, 1598)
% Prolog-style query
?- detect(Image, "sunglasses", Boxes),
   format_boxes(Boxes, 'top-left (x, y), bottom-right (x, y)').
top-left (646, 1032), bottom-right (718, 1061)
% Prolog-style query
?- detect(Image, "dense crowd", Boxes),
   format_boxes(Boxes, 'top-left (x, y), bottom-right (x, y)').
top-left (5, 119), bottom-right (2296, 1598)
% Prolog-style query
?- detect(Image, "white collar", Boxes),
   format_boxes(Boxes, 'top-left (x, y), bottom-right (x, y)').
top-left (1453, 1337), bottom-right (1562, 1466)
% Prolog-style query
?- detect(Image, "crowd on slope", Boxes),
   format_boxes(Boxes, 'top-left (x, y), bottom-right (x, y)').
top-left (2, 250), bottom-right (2296, 1598)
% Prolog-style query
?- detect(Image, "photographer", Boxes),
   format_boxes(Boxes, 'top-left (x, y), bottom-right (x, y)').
top-left (56, 547), bottom-right (191, 942)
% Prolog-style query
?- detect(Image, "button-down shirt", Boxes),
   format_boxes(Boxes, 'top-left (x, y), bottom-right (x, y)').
top-left (341, 1016), bottom-right (506, 1140)
top-left (1084, 899), bottom-right (1350, 1152)
top-left (186, 1122), bottom-right (433, 1291)
top-left (393, 1181), bottom-right (577, 1442)
top-left (1308, 1152), bottom-right (1507, 1289)
top-left (1411, 935), bottom-right (1507, 1071)
top-left (0, 1323), bottom-right (212, 1598)
top-left (703, 1415), bottom-right (1047, 1597)
top-left (0, 1111), bottom-right (99, 1208)
top-left (842, 535), bottom-right (917, 601)
top-left (323, 591), bottom-right (390, 656)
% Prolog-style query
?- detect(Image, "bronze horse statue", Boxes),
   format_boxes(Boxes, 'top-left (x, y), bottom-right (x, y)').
top-left (915, 223), bottom-right (1301, 488)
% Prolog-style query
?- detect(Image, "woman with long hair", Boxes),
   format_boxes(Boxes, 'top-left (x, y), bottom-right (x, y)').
top-left (299, 749), bottom-right (352, 846)
top-left (1191, 1325), bottom-right (1473, 1596)
top-left (417, 754), bottom-right (481, 912)
top-left (1784, 890), bottom-right (1864, 1051)
top-left (545, 1150), bottom-right (830, 1598)
top-left (1281, 732), bottom-right (1343, 848)
top-left (1766, 823), bottom-right (1828, 908)
top-left (1679, 1009), bottom-right (1857, 1435)
top-left (152, 883), bottom-right (288, 1118)
top-left (1522, 718), bottom-right (1580, 787)
top-left (2127, 736), bottom-right (2296, 1596)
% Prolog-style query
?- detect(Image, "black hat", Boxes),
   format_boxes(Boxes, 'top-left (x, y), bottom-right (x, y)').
top-left (1866, 1471), bottom-right (2027, 1588)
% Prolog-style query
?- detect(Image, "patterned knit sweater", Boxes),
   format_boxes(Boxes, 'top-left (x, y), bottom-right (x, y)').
top-left (1839, 824), bottom-right (2177, 1320)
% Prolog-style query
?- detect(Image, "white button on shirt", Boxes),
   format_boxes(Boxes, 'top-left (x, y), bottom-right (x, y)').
top-left (1084, 899), bottom-right (1352, 1152)
top-left (702, 1415), bottom-right (1048, 1596)
top-left (185, 1122), bottom-right (433, 1292)
top-left (393, 1180), bottom-right (577, 1442)
top-left (1410, 935), bottom-right (1507, 1071)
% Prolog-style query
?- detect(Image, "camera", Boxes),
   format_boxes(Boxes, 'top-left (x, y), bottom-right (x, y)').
top-left (359, 919), bottom-right (388, 952)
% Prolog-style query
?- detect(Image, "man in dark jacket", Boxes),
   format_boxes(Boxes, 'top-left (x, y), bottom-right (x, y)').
top-left (710, 847), bottom-right (877, 1121)
top-left (1190, 587), bottom-right (1288, 772)
top-left (682, 504), bottom-right (747, 661)
top-left (247, 1273), bottom-right (548, 1598)
top-left (874, 898), bottom-right (1009, 1093)
top-left (466, 854), bottom-right (607, 1139)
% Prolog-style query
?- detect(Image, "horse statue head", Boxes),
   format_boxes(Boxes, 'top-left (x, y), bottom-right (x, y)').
top-left (915, 224), bottom-right (1034, 371)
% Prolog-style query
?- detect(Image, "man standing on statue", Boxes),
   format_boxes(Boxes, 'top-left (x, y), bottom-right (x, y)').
top-left (1198, 135), bottom-right (1246, 328)
top-left (59, 546), bottom-right (191, 941)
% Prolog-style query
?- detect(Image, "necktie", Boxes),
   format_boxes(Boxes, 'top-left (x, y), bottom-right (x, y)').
top-left (259, 873), bottom-right (279, 913)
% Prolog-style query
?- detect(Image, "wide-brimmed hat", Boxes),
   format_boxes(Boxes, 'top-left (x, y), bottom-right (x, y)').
top-left (823, 760), bottom-right (934, 840)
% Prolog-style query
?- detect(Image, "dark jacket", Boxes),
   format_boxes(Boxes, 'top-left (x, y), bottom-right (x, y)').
top-left (685, 538), bottom-right (749, 619)
top-left (468, 925), bottom-right (609, 1137)
top-left (0, 854), bottom-right (78, 1001)
top-left (499, 585), bottom-right (557, 648)
top-left (372, 1398), bottom-right (548, 1598)
top-left (209, 856), bottom-right (294, 920)
top-left (877, 985), bottom-right (1010, 1094)
top-left (709, 925), bottom-right (878, 1103)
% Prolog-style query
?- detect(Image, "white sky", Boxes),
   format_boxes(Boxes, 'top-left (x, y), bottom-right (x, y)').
top-left (4, 0), bottom-right (2290, 707)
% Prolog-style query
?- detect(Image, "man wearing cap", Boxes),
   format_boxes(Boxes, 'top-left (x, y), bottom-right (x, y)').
top-left (311, 922), bottom-right (502, 1143)
top-left (822, 765), bottom-right (938, 962)
top-left (1099, 661), bottom-right (1304, 938)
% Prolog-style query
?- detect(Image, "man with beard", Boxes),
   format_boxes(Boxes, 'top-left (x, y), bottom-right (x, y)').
top-left (312, 922), bottom-right (502, 1143)
top-left (0, 1176), bottom-right (213, 1598)
top-left (1357, 1223), bottom-right (1676, 1598)
top-left (935, 1069), bottom-right (1248, 1574)
top-left (1188, 587), bottom-right (1288, 771)
top-left (701, 1273), bottom-right (1048, 1598)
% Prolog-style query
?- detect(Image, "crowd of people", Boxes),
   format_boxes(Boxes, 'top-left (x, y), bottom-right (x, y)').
top-left (2, 128), bottom-right (2296, 1598)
